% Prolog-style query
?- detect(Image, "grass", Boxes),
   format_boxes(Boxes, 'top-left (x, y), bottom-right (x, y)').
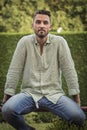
top-left (0, 123), bottom-right (15, 130)
top-left (0, 121), bottom-right (87, 130)
top-left (0, 122), bottom-right (51, 130)
top-left (0, 112), bottom-right (87, 130)
top-left (30, 123), bottom-right (51, 130)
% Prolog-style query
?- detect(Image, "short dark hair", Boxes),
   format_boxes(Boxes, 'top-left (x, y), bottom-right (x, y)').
top-left (33, 10), bottom-right (51, 20)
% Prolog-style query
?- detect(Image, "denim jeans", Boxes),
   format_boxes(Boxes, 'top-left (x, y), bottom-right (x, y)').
top-left (2, 93), bottom-right (86, 130)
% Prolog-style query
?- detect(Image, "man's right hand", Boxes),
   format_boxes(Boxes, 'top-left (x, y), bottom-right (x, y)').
top-left (2, 94), bottom-right (12, 104)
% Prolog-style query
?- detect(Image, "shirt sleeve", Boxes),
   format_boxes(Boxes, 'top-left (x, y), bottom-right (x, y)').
top-left (58, 37), bottom-right (80, 95)
top-left (4, 37), bottom-right (26, 95)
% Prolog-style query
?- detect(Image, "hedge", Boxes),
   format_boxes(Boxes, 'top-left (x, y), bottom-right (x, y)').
top-left (0, 32), bottom-right (87, 105)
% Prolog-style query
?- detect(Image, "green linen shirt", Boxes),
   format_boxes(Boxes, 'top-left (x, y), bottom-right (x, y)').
top-left (4, 34), bottom-right (80, 105)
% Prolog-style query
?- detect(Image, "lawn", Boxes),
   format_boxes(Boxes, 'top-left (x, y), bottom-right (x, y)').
top-left (0, 120), bottom-right (87, 130)
top-left (0, 122), bottom-right (51, 130)
top-left (0, 112), bottom-right (87, 130)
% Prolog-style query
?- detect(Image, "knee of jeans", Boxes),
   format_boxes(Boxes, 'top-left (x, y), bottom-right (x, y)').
top-left (2, 104), bottom-right (13, 120)
top-left (71, 110), bottom-right (86, 126)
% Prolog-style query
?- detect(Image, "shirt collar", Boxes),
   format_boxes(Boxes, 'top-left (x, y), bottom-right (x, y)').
top-left (34, 34), bottom-right (50, 46)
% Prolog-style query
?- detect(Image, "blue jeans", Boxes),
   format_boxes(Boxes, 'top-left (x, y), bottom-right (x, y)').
top-left (2, 93), bottom-right (86, 130)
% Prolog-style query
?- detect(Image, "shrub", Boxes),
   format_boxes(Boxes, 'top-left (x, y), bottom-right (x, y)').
top-left (46, 117), bottom-right (87, 130)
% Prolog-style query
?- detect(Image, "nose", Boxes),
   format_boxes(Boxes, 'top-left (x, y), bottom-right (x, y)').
top-left (40, 22), bottom-right (44, 27)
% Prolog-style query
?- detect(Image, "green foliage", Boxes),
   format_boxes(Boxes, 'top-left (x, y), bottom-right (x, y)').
top-left (0, 122), bottom-right (49, 130)
top-left (38, 112), bottom-right (56, 123)
top-left (25, 112), bottom-right (87, 130)
top-left (25, 112), bottom-right (41, 123)
top-left (0, 0), bottom-right (87, 32)
top-left (25, 111), bottom-right (56, 124)
top-left (52, 10), bottom-right (84, 32)
top-left (0, 123), bottom-right (15, 130)
top-left (46, 117), bottom-right (87, 130)
top-left (0, 0), bottom-right (33, 33)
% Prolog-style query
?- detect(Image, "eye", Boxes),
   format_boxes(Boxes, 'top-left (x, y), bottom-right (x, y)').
top-left (35, 20), bottom-right (41, 24)
top-left (44, 21), bottom-right (49, 25)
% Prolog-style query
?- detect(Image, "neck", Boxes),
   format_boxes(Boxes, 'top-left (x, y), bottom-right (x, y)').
top-left (36, 35), bottom-right (48, 55)
top-left (36, 36), bottom-right (48, 45)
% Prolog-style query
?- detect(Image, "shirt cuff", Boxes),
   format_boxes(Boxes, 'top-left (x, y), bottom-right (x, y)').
top-left (4, 88), bottom-right (15, 96)
top-left (68, 88), bottom-right (80, 95)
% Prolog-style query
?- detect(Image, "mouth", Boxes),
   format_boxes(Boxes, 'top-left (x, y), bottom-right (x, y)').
top-left (38, 30), bottom-right (45, 34)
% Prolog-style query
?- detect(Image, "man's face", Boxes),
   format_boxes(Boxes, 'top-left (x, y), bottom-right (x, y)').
top-left (32, 14), bottom-right (51, 38)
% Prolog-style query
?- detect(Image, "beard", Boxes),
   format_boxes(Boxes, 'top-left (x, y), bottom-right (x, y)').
top-left (35, 29), bottom-right (48, 38)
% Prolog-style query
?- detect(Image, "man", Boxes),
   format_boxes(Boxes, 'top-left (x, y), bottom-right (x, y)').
top-left (2, 10), bottom-right (86, 130)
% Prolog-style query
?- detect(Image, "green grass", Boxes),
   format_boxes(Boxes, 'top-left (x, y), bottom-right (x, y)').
top-left (30, 123), bottom-right (51, 130)
top-left (0, 122), bottom-right (51, 130)
top-left (0, 123), bottom-right (15, 130)
top-left (0, 121), bottom-right (87, 130)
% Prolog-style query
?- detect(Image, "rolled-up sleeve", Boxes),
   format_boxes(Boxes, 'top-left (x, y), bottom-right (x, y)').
top-left (58, 37), bottom-right (80, 95)
top-left (4, 37), bottom-right (26, 95)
